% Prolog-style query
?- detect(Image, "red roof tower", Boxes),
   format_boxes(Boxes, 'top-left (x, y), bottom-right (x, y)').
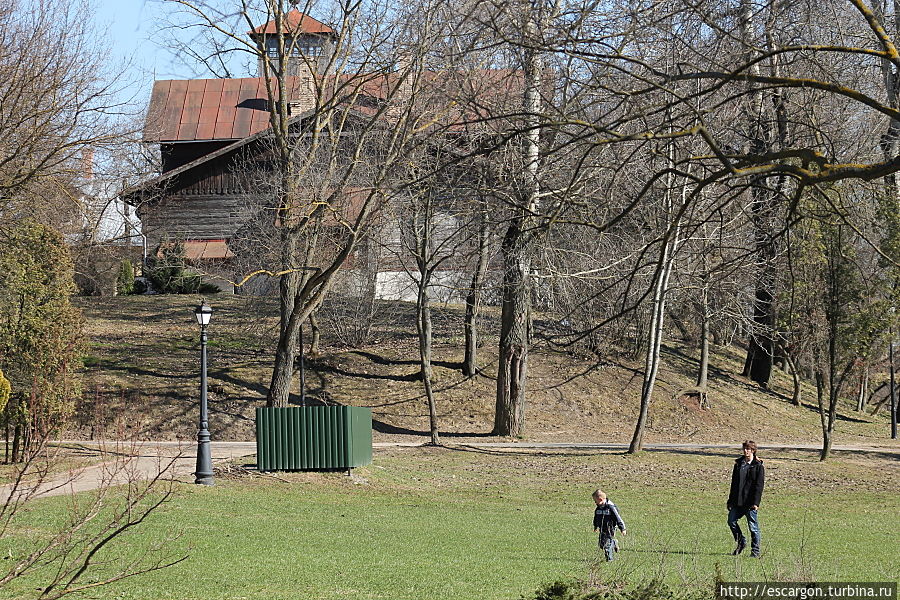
top-left (248, 10), bottom-right (337, 77)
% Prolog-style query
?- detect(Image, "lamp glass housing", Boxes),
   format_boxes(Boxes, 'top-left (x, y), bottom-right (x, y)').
top-left (194, 303), bottom-right (213, 327)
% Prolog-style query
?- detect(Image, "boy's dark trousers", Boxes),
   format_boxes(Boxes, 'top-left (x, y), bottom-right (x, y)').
top-left (598, 531), bottom-right (616, 561)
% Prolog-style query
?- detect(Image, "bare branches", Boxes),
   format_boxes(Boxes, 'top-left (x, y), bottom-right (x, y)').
top-left (0, 441), bottom-right (186, 599)
top-left (0, 0), bottom-right (129, 210)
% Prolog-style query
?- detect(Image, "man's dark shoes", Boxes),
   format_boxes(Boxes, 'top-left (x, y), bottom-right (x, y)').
top-left (731, 542), bottom-right (746, 556)
top-left (750, 551), bottom-right (760, 558)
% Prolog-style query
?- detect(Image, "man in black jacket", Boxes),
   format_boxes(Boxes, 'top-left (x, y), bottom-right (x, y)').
top-left (727, 440), bottom-right (765, 558)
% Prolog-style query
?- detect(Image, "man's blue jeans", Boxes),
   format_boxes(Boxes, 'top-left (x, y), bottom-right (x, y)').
top-left (727, 506), bottom-right (760, 554)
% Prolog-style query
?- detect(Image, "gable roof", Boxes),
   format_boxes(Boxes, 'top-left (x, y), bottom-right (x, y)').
top-left (144, 68), bottom-right (524, 143)
top-left (249, 10), bottom-right (335, 36)
top-left (143, 77), bottom-right (315, 143)
top-left (125, 105), bottom-right (379, 201)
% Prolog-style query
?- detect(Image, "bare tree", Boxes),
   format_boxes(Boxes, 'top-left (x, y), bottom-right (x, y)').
top-left (0, 437), bottom-right (186, 599)
top-left (159, 0), bottom-right (467, 407)
top-left (0, 0), bottom-right (127, 217)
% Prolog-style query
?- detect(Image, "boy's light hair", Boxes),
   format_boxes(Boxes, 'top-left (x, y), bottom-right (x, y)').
top-left (591, 489), bottom-right (606, 500)
top-left (742, 440), bottom-right (758, 455)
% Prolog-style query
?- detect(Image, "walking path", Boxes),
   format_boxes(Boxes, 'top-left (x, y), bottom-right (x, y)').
top-left (2, 440), bottom-right (896, 502)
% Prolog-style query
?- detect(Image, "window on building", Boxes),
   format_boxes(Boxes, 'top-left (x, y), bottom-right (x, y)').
top-left (265, 36), bottom-right (323, 58)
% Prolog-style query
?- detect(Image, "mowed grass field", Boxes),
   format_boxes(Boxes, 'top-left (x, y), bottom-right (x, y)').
top-left (2, 446), bottom-right (897, 600)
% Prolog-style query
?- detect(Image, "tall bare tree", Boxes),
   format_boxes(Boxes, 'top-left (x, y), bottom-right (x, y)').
top-left (0, 0), bottom-right (127, 217)
top-left (161, 0), bottom-right (461, 406)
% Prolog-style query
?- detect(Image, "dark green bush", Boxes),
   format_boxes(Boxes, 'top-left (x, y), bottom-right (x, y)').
top-left (526, 577), bottom-right (713, 600)
top-left (147, 241), bottom-right (220, 295)
top-left (528, 579), bottom-right (581, 600)
top-left (116, 259), bottom-right (135, 295)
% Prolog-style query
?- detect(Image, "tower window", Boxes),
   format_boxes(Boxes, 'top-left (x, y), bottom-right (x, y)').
top-left (265, 37), bottom-right (323, 58)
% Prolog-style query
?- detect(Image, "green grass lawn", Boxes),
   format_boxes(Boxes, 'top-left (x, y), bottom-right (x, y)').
top-left (2, 447), bottom-right (897, 600)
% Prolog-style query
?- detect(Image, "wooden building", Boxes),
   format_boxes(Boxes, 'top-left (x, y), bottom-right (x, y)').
top-left (126, 10), bottom-right (517, 296)
top-left (124, 12), bottom-right (338, 291)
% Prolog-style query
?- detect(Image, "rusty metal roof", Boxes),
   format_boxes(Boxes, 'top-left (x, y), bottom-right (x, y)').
top-left (157, 239), bottom-right (234, 261)
top-left (143, 69), bottom-right (523, 143)
top-left (249, 10), bottom-right (334, 35)
top-left (143, 77), bottom-right (314, 142)
top-left (184, 239), bottom-right (234, 260)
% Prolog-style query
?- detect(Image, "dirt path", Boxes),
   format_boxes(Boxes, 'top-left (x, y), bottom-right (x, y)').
top-left (0, 441), bottom-right (255, 503)
top-left (2, 440), bottom-right (896, 502)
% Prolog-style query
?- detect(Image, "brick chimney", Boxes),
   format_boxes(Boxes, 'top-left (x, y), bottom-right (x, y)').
top-left (82, 147), bottom-right (94, 181)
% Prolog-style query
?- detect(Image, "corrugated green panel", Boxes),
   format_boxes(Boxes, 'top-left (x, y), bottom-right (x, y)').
top-left (267, 408), bottom-right (274, 471)
top-left (288, 409), bottom-right (297, 470)
top-left (263, 407), bottom-right (273, 471)
top-left (262, 407), bottom-right (269, 471)
top-left (319, 408), bottom-right (327, 469)
top-left (255, 406), bottom-right (372, 471)
top-left (282, 410), bottom-right (289, 470)
top-left (349, 407), bottom-right (373, 467)
top-left (342, 407), bottom-right (351, 466)
top-left (338, 406), bottom-right (347, 465)
top-left (330, 408), bottom-right (339, 466)
top-left (311, 408), bottom-right (319, 469)
top-left (272, 408), bottom-right (280, 468)
top-left (326, 408), bottom-right (334, 467)
top-left (255, 407), bottom-right (264, 470)
top-left (303, 409), bottom-right (312, 469)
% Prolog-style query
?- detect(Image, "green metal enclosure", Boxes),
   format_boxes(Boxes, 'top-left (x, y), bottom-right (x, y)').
top-left (255, 406), bottom-right (373, 471)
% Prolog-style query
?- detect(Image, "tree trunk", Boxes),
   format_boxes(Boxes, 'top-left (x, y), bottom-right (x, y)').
top-left (740, 0), bottom-right (785, 389)
top-left (628, 295), bottom-right (664, 453)
top-left (784, 352), bottom-right (802, 406)
top-left (267, 218), bottom-right (301, 407)
top-left (298, 324), bottom-right (306, 407)
top-left (411, 182), bottom-right (441, 445)
top-left (816, 371), bottom-right (832, 461)
top-left (267, 303), bottom-right (300, 407)
top-left (494, 13), bottom-right (541, 438)
top-left (308, 311), bottom-right (321, 357)
top-left (670, 312), bottom-right (695, 344)
top-left (463, 208), bottom-right (490, 377)
top-left (697, 294), bottom-right (710, 391)
top-left (629, 225), bottom-right (678, 453)
top-left (11, 423), bottom-right (21, 464)
top-left (742, 286), bottom-right (776, 388)
top-left (630, 143), bottom-right (681, 453)
top-left (856, 365), bottom-right (868, 412)
top-left (417, 274), bottom-right (440, 445)
top-left (494, 222), bottom-right (530, 437)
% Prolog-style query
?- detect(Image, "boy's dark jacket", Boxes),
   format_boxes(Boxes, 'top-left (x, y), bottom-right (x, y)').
top-left (593, 500), bottom-right (626, 534)
top-left (728, 456), bottom-right (765, 509)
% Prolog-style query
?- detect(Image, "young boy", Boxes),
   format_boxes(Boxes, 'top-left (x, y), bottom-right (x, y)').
top-left (592, 489), bottom-right (627, 561)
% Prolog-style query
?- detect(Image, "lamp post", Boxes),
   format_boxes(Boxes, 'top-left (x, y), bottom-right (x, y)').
top-left (194, 302), bottom-right (214, 485)
top-left (890, 332), bottom-right (896, 440)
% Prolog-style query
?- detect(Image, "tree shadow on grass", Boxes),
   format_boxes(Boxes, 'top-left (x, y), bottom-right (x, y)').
top-left (789, 400), bottom-right (874, 424)
top-left (642, 447), bottom-right (736, 459)
top-left (272, 394), bottom-right (494, 438)
top-left (349, 350), bottom-right (459, 371)
top-left (210, 368), bottom-right (269, 397)
top-left (446, 445), bottom-right (620, 458)
top-left (370, 419), bottom-right (494, 438)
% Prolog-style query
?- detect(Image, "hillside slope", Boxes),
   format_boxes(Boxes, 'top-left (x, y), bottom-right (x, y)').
top-left (72, 295), bottom-right (898, 449)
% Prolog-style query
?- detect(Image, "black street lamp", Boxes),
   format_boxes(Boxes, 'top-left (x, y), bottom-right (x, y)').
top-left (194, 302), bottom-right (214, 485)
top-left (890, 332), bottom-right (897, 440)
